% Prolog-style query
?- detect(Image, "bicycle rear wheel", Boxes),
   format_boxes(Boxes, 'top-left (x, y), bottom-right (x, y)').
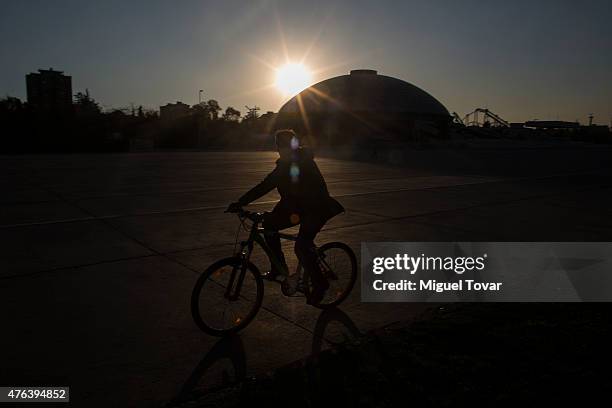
top-left (191, 257), bottom-right (263, 336)
top-left (301, 242), bottom-right (357, 309)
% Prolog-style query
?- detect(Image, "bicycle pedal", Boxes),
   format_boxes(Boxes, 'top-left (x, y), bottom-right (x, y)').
top-left (263, 274), bottom-right (284, 283)
top-left (281, 280), bottom-right (296, 296)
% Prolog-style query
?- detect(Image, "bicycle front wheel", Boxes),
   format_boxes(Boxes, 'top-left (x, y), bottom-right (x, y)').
top-left (301, 242), bottom-right (357, 309)
top-left (191, 257), bottom-right (263, 336)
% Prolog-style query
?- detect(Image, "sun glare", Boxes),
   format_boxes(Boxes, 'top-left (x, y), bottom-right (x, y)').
top-left (275, 63), bottom-right (312, 96)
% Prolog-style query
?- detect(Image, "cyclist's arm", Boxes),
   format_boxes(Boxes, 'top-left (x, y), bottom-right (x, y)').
top-left (237, 165), bottom-right (280, 206)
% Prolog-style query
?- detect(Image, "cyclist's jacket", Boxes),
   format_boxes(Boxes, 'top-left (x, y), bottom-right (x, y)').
top-left (238, 147), bottom-right (344, 221)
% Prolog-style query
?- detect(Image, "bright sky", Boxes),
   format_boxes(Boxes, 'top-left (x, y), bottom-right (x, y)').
top-left (1, 0), bottom-right (611, 124)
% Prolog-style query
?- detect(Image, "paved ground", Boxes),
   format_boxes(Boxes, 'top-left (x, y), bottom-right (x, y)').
top-left (1, 151), bottom-right (612, 407)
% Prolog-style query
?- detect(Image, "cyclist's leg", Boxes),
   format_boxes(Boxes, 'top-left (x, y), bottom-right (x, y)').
top-left (262, 201), bottom-right (296, 277)
top-left (295, 215), bottom-right (327, 294)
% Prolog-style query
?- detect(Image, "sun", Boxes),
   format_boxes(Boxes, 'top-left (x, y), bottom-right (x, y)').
top-left (275, 63), bottom-right (312, 96)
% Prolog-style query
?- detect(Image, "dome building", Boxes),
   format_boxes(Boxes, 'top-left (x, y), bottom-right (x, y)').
top-left (275, 69), bottom-right (451, 147)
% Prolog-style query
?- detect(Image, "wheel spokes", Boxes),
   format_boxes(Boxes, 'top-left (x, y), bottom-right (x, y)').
top-left (197, 263), bottom-right (259, 331)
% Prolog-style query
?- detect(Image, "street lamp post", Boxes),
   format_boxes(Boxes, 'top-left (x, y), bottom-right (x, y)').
top-left (197, 90), bottom-right (204, 148)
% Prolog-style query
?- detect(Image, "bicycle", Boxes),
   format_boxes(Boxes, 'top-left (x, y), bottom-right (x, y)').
top-left (191, 207), bottom-right (357, 336)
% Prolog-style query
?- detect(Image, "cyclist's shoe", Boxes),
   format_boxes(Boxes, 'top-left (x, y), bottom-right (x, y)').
top-left (281, 279), bottom-right (296, 296)
top-left (308, 278), bottom-right (330, 305)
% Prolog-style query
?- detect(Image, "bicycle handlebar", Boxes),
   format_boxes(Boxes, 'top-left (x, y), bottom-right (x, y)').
top-left (226, 207), bottom-right (263, 222)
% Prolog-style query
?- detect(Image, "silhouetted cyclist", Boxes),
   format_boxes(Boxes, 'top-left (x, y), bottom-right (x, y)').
top-left (227, 129), bottom-right (344, 304)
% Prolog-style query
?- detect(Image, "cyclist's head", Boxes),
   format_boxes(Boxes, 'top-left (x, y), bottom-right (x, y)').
top-left (274, 129), bottom-right (300, 157)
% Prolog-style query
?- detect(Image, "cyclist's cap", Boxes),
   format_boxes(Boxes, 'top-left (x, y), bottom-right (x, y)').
top-left (275, 129), bottom-right (300, 149)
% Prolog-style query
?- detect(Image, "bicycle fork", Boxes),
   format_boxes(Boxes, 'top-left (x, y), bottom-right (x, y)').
top-left (225, 241), bottom-right (253, 301)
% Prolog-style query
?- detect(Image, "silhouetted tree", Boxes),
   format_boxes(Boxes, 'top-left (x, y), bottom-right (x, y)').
top-left (206, 99), bottom-right (221, 120)
top-left (1, 90), bottom-right (302, 153)
top-left (0, 96), bottom-right (28, 152)
top-left (222, 106), bottom-right (241, 122)
top-left (192, 102), bottom-right (207, 118)
top-left (143, 108), bottom-right (158, 119)
top-left (243, 105), bottom-right (260, 122)
top-left (0, 96), bottom-right (24, 113)
top-left (74, 89), bottom-right (101, 116)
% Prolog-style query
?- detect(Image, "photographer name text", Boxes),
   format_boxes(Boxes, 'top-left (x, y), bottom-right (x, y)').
top-left (371, 253), bottom-right (502, 293)
top-left (373, 279), bottom-right (502, 292)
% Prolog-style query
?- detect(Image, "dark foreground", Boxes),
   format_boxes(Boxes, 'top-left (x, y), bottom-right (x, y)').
top-left (186, 303), bottom-right (611, 407)
top-left (1, 149), bottom-right (612, 407)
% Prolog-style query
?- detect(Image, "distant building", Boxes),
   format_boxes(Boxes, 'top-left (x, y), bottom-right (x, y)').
top-left (26, 68), bottom-right (73, 113)
top-left (275, 69), bottom-right (451, 147)
top-left (524, 120), bottom-right (580, 130)
top-left (160, 101), bottom-right (191, 121)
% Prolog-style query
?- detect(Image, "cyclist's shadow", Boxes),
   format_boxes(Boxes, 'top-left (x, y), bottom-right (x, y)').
top-left (166, 334), bottom-right (246, 406)
top-left (168, 307), bottom-right (361, 406)
top-left (311, 307), bottom-right (362, 354)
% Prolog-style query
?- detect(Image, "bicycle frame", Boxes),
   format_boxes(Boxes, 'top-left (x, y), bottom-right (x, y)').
top-left (192, 211), bottom-right (357, 334)
top-left (226, 212), bottom-right (332, 301)
top-left (225, 225), bottom-right (294, 301)
top-left (239, 220), bottom-right (296, 277)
